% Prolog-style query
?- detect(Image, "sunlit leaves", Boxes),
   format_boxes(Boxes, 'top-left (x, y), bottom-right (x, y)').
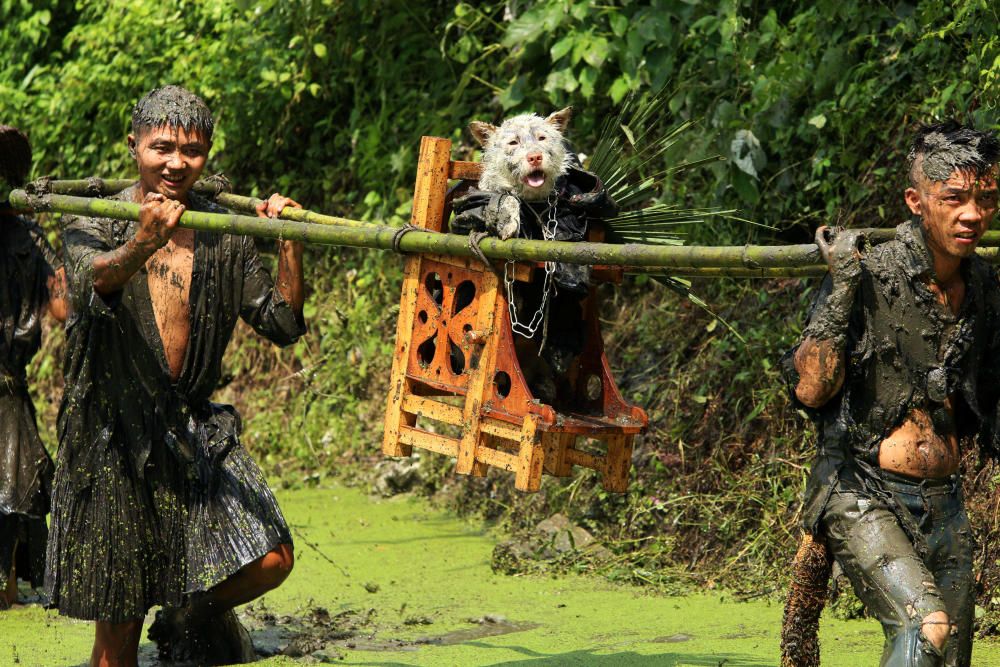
top-left (440, 0), bottom-right (1000, 233)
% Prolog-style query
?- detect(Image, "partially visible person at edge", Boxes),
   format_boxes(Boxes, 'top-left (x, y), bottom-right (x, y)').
top-left (45, 85), bottom-right (306, 667)
top-left (783, 121), bottom-right (1000, 666)
top-left (0, 125), bottom-right (68, 610)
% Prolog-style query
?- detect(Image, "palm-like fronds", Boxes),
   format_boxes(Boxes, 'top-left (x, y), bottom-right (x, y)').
top-left (587, 90), bottom-right (744, 341)
top-left (588, 90), bottom-right (732, 246)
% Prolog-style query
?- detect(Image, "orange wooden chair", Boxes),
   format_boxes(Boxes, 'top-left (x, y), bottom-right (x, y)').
top-left (382, 137), bottom-right (647, 492)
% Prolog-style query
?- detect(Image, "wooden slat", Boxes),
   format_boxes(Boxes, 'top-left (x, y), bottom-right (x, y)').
top-left (601, 435), bottom-right (633, 493)
top-left (565, 448), bottom-right (602, 472)
top-left (542, 432), bottom-right (574, 477)
top-left (412, 138), bottom-right (453, 233)
top-left (455, 265), bottom-right (501, 475)
top-left (449, 161), bottom-right (482, 181)
top-left (476, 446), bottom-right (517, 471)
top-left (515, 414), bottom-right (544, 492)
top-left (480, 418), bottom-right (522, 441)
top-left (402, 374), bottom-right (467, 396)
top-left (399, 425), bottom-right (460, 457)
top-left (383, 137), bottom-right (453, 457)
top-left (402, 394), bottom-right (463, 425)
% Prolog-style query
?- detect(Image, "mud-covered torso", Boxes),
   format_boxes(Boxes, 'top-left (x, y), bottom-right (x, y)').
top-left (0, 215), bottom-right (56, 386)
top-left (146, 228), bottom-right (195, 382)
top-left (58, 185), bottom-right (305, 484)
top-left (839, 220), bottom-right (993, 465)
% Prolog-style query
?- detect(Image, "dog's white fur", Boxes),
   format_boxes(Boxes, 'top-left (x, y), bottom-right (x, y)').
top-left (469, 107), bottom-right (573, 239)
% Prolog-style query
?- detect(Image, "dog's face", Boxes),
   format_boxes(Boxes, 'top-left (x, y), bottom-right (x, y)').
top-left (470, 107), bottom-right (572, 202)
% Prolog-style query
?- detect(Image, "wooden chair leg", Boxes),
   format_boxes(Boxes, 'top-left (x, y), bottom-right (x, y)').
top-left (515, 415), bottom-right (544, 492)
top-left (601, 435), bottom-right (634, 492)
top-left (382, 379), bottom-right (416, 457)
top-left (543, 432), bottom-right (574, 477)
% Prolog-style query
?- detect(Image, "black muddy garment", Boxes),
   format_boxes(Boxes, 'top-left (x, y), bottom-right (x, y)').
top-left (46, 185), bottom-right (305, 622)
top-left (782, 219), bottom-right (1000, 533)
top-left (0, 213), bottom-right (59, 591)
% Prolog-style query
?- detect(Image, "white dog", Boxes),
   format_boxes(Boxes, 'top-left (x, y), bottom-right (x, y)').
top-left (468, 107), bottom-right (573, 239)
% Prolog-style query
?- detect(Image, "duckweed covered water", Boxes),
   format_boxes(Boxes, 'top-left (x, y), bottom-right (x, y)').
top-left (4, 481), bottom-right (1000, 666)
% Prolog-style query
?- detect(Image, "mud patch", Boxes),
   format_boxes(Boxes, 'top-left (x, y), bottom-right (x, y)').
top-left (243, 601), bottom-right (536, 661)
top-left (418, 614), bottom-right (540, 646)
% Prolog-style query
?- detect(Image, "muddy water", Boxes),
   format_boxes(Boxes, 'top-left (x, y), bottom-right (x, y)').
top-left (4, 482), bottom-right (1000, 666)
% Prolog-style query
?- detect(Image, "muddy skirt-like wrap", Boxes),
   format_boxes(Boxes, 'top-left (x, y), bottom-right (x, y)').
top-left (185, 441), bottom-right (292, 594)
top-left (45, 422), bottom-right (291, 623)
top-left (0, 390), bottom-right (54, 592)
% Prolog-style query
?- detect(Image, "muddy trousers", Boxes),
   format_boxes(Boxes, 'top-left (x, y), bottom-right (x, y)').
top-left (821, 473), bottom-right (973, 667)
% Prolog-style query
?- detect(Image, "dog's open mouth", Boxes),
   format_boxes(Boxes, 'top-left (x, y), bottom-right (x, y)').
top-left (524, 170), bottom-right (547, 188)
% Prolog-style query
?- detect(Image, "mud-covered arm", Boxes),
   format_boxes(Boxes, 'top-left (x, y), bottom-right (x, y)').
top-left (62, 214), bottom-right (129, 317)
top-left (792, 230), bottom-right (864, 408)
top-left (63, 194), bottom-right (184, 319)
top-left (239, 235), bottom-right (306, 347)
top-left (566, 167), bottom-right (618, 220)
top-left (91, 194), bottom-right (184, 297)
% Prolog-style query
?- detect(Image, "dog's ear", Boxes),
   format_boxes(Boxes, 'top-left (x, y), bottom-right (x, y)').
top-left (545, 107), bottom-right (573, 132)
top-left (469, 121), bottom-right (497, 147)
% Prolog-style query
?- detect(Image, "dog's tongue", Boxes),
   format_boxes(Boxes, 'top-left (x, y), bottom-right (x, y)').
top-left (526, 172), bottom-right (546, 188)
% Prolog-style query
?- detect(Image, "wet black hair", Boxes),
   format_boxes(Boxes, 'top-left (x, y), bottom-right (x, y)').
top-left (907, 120), bottom-right (1000, 185)
top-left (131, 85), bottom-right (214, 142)
top-left (0, 125), bottom-right (32, 187)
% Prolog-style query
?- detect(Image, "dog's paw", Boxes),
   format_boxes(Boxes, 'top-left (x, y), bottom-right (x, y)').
top-left (496, 196), bottom-right (521, 240)
top-left (498, 218), bottom-right (519, 240)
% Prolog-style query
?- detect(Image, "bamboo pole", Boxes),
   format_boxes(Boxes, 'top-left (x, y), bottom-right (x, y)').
top-left (13, 189), bottom-right (1000, 272)
top-left (638, 266), bottom-right (829, 278)
top-left (38, 178), bottom-right (369, 228)
top-left (37, 178), bottom-right (1000, 247)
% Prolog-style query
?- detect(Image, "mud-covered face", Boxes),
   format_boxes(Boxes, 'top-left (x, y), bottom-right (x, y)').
top-left (906, 166), bottom-right (999, 260)
top-left (128, 125), bottom-right (210, 203)
top-left (471, 108), bottom-right (571, 202)
top-left (494, 117), bottom-right (565, 198)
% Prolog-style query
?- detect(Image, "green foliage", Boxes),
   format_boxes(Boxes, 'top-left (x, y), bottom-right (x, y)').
top-left (444, 0), bottom-right (1000, 235)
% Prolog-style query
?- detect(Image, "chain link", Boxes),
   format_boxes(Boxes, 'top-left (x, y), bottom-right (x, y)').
top-left (506, 192), bottom-right (558, 339)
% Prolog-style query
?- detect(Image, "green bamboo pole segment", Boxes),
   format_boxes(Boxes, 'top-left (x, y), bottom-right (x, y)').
top-left (13, 189), bottom-right (825, 268)
top-left (638, 266), bottom-right (829, 278)
top-left (13, 190), bottom-right (1000, 271)
top-left (31, 179), bottom-right (1000, 247)
top-left (37, 178), bottom-right (370, 229)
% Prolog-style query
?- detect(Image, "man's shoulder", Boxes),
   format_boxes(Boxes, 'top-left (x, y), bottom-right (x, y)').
top-left (966, 253), bottom-right (996, 280)
top-left (860, 237), bottom-right (905, 275)
top-left (63, 185), bottom-right (137, 230)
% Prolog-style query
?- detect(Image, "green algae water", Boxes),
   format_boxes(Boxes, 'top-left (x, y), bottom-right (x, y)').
top-left (4, 482), bottom-right (1000, 666)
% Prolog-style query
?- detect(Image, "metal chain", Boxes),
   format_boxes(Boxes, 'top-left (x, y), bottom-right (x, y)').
top-left (506, 192), bottom-right (559, 339)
